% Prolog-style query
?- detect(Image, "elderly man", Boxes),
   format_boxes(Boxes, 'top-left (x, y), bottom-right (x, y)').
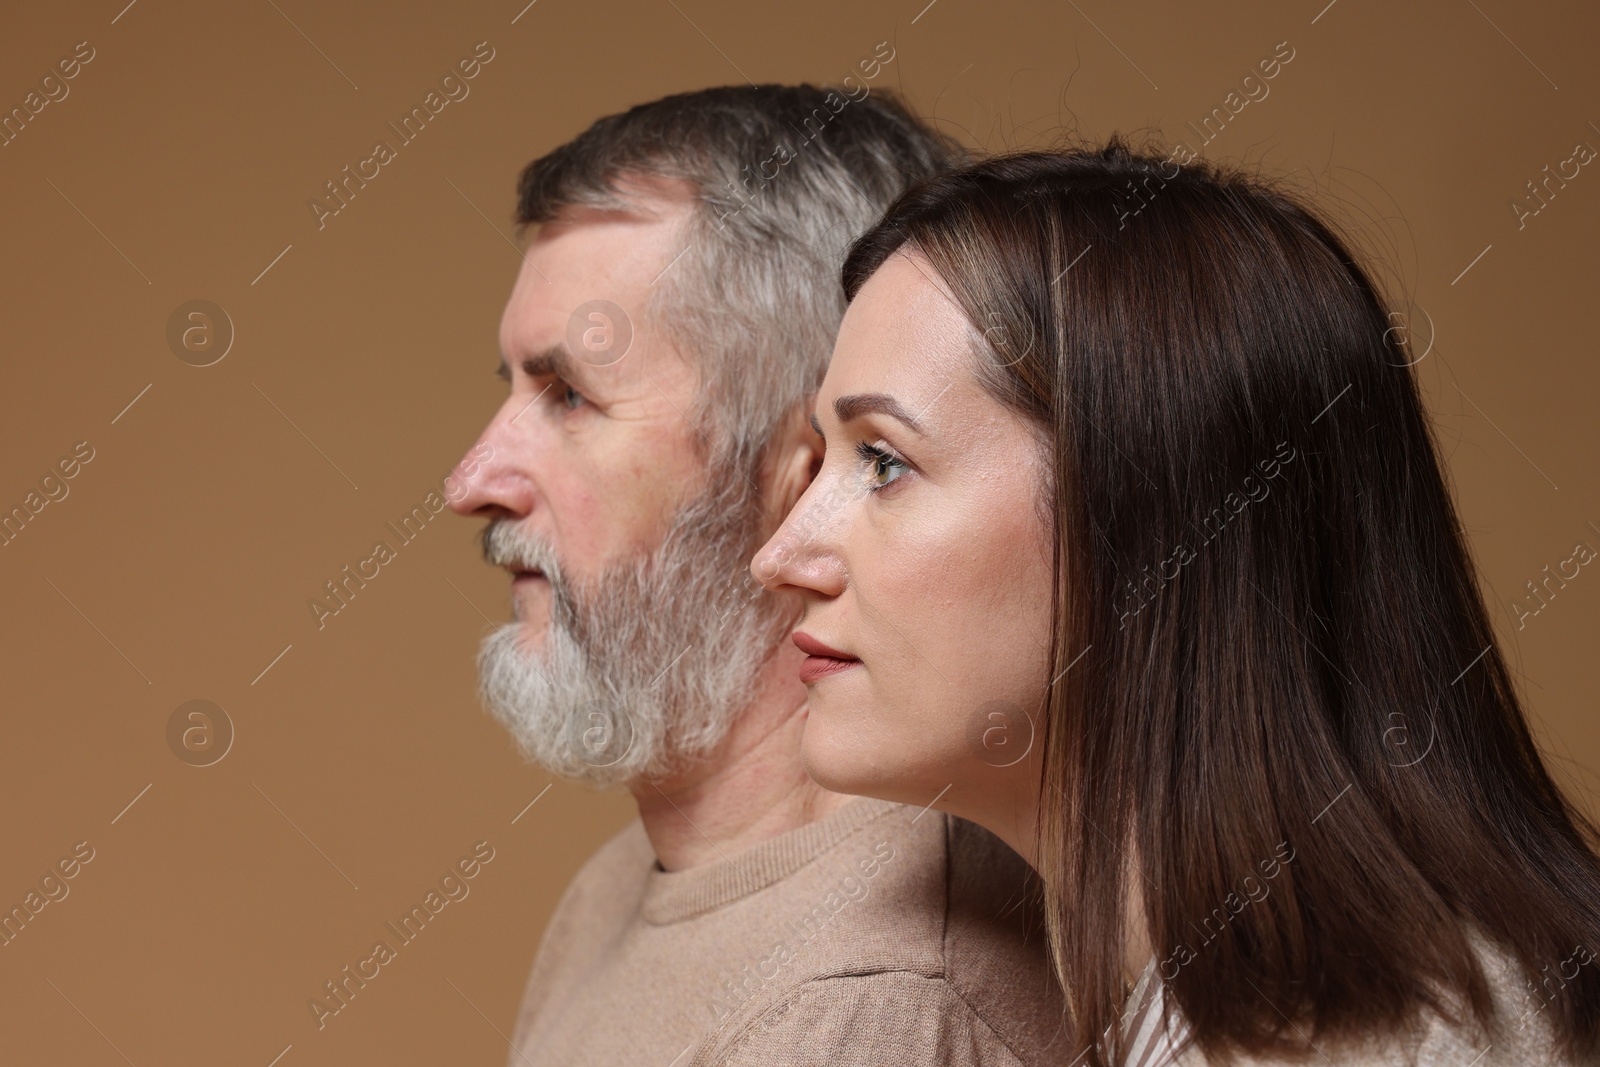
top-left (449, 83), bottom-right (1065, 1066)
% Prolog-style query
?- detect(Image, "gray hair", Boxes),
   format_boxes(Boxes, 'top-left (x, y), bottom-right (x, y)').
top-left (476, 465), bottom-right (791, 786)
top-left (515, 83), bottom-right (966, 474)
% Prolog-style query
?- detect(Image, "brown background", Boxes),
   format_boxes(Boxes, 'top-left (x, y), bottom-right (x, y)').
top-left (1, 0), bottom-right (1595, 1063)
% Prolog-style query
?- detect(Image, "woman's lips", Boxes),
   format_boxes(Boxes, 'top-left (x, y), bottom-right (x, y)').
top-left (798, 656), bottom-right (859, 684)
top-left (793, 631), bottom-right (860, 685)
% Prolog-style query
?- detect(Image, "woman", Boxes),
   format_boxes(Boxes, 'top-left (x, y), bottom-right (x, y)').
top-left (751, 141), bottom-right (1600, 1066)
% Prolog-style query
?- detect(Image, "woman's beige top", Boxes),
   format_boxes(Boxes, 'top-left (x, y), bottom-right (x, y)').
top-left (1119, 938), bottom-right (1593, 1066)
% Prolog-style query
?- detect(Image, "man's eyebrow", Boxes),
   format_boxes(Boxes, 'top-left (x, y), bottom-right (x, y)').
top-left (497, 345), bottom-right (583, 385)
top-left (832, 392), bottom-right (927, 435)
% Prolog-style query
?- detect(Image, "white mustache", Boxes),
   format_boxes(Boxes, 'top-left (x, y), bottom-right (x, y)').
top-left (481, 519), bottom-right (564, 582)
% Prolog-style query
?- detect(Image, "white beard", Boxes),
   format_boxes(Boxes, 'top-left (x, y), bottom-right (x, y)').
top-left (475, 475), bottom-right (796, 788)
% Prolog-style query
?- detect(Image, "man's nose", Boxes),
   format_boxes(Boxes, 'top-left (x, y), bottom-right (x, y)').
top-left (447, 408), bottom-right (534, 519)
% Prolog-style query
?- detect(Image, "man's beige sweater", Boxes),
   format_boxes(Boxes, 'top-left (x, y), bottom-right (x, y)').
top-left (507, 797), bottom-right (1069, 1066)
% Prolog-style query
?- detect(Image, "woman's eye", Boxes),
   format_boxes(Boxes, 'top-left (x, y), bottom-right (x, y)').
top-left (856, 442), bottom-right (907, 491)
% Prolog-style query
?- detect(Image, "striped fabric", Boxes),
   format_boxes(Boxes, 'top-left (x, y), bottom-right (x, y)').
top-left (1119, 960), bottom-right (1189, 1067)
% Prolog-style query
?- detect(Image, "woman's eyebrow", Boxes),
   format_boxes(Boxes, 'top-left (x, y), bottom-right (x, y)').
top-left (832, 392), bottom-right (927, 435)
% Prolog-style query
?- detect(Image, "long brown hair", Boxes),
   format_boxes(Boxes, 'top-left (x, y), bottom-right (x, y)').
top-left (842, 140), bottom-right (1600, 1065)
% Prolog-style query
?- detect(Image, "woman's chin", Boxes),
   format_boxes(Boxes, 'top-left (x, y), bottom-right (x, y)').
top-left (799, 717), bottom-right (889, 801)
top-left (799, 719), bottom-right (939, 808)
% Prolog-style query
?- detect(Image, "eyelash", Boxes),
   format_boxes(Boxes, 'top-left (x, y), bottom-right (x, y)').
top-left (854, 441), bottom-right (908, 492)
top-left (529, 376), bottom-right (585, 413)
top-left (499, 367), bottom-right (587, 414)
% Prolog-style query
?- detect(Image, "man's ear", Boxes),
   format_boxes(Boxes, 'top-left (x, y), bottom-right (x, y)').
top-left (759, 402), bottom-right (824, 539)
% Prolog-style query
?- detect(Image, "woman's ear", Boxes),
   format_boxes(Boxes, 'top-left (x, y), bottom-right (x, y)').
top-left (759, 402), bottom-right (824, 539)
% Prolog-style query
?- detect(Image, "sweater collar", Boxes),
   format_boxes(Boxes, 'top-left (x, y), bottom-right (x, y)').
top-left (640, 797), bottom-right (902, 924)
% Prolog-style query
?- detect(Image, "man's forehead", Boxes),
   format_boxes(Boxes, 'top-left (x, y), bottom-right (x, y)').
top-left (505, 202), bottom-right (689, 321)
top-left (538, 198), bottom-right (689, 237)
top-left (498, 182), bottom-right (700, 385)
top-left (534, 175), bottom-right (700, 238)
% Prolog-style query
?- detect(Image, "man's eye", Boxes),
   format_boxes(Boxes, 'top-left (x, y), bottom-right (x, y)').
top-left (561, 383), bottom-right (587, 411)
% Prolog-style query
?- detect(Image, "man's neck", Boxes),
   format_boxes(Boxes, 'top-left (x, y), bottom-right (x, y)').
top-left (630, 644), bottom-right (857, 871)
